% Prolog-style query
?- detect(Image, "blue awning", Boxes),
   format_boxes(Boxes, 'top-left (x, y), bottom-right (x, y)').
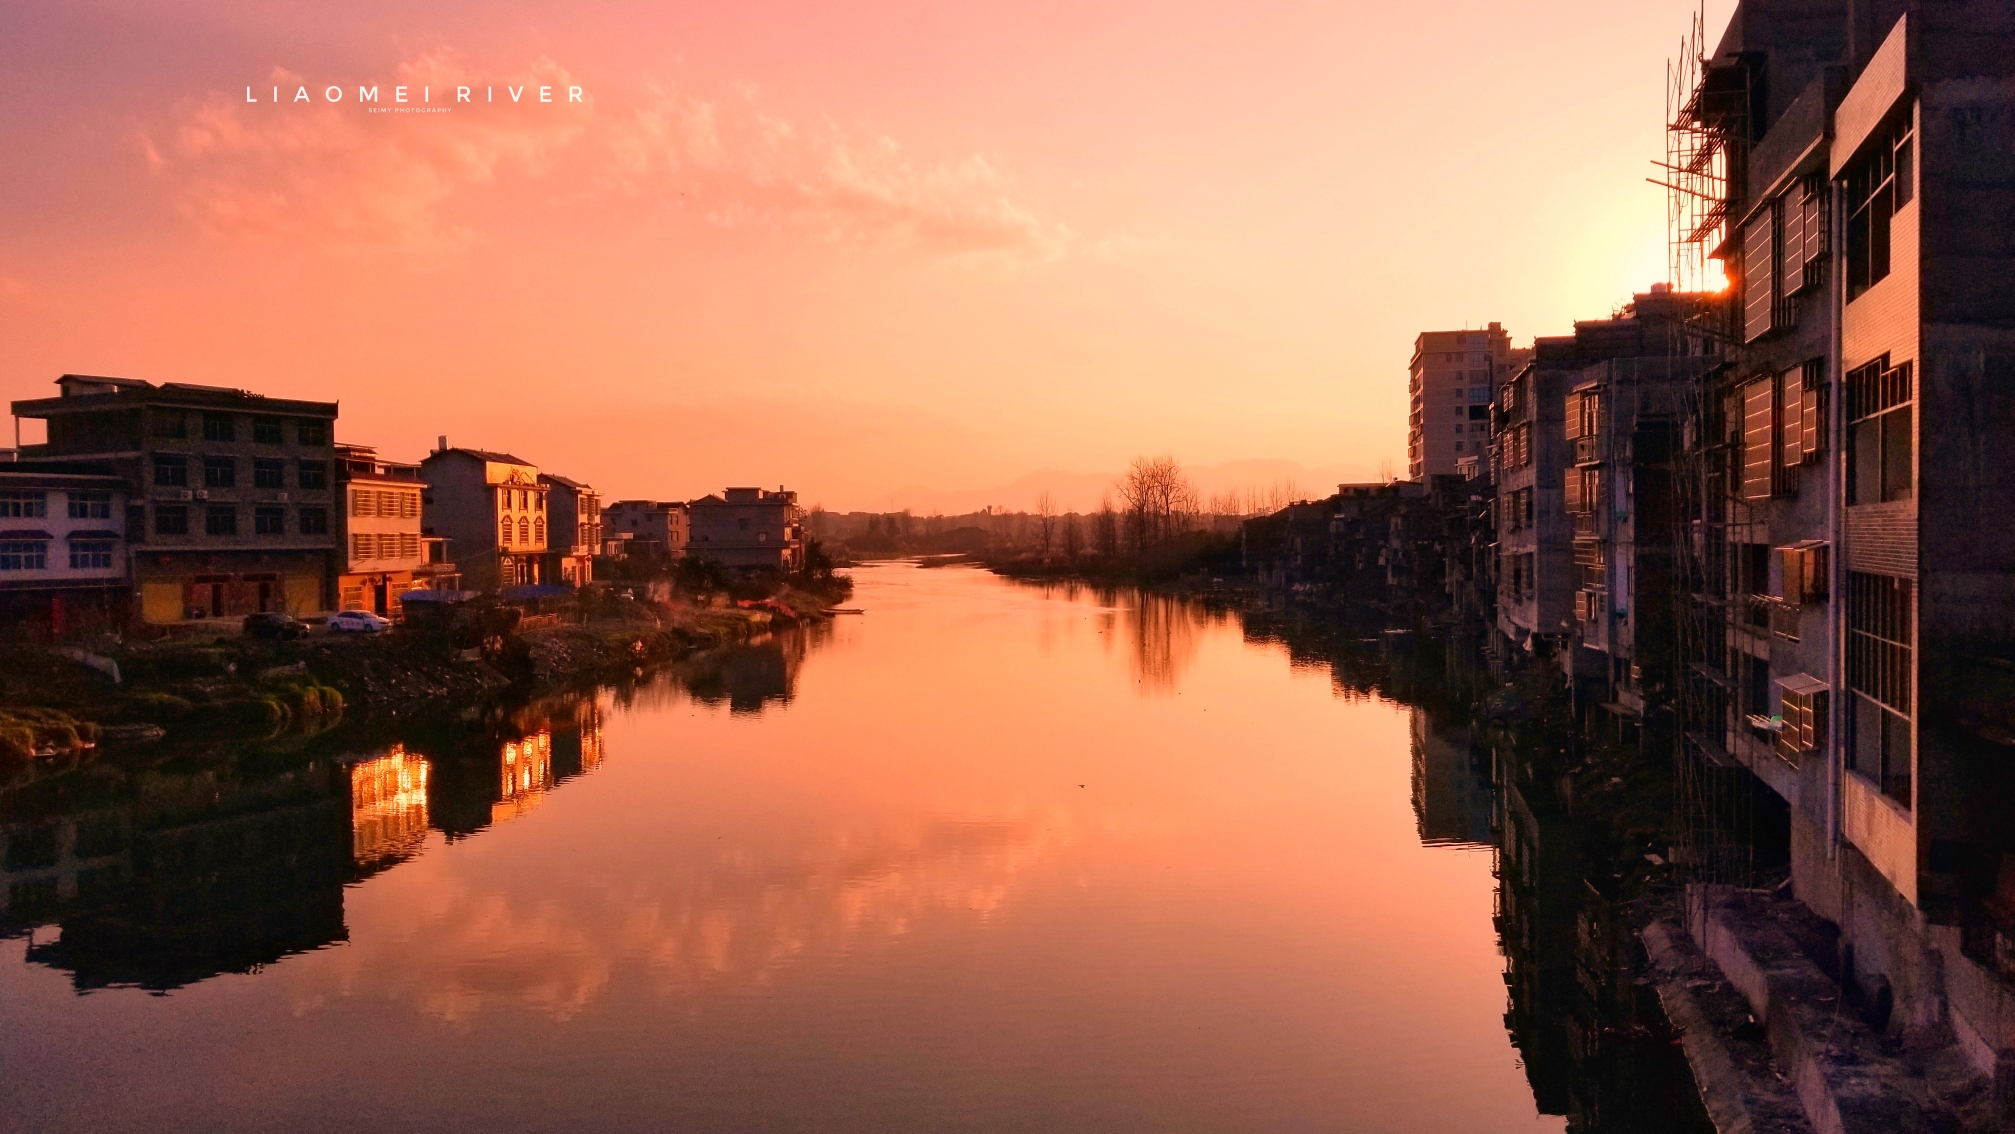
top-left (500, 584), bottom-right (574, 600)
top-left (398, 588), bottom-right (478, 604)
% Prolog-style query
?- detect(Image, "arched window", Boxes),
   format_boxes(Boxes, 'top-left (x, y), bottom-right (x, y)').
top-left (500, 516), bottom-right (513, 545)
top-left (534, 517), bottom-right (545, 544)
top-left (519, 517), bottom-right (530, 545)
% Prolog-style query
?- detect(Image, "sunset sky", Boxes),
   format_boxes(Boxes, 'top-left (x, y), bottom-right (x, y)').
top-left (1, 0), bottom-right (1724, 512)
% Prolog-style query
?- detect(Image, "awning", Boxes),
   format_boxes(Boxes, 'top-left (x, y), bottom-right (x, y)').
top-left (398, 588), bottom-right (478, 605)
top-left (500, 583), bottom-right (573, 600)
top-left (0, 529), bottom-right (53, 540)
top-left (66, 529), bottom-right (121, 540)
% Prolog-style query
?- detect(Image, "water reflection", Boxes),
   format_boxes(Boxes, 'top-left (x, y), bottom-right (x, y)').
top-left (3, 566), bottom-right (1703, 1132)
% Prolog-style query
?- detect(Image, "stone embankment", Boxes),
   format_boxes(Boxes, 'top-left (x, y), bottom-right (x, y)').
top-left (1642, 888), bottom-right (1997, 1134)
top-left (0, 591), bottom-right (837, 759)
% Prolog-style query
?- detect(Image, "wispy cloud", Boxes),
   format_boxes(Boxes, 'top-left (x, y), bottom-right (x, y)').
top-left (143, 53), bottom-right (1072, 265)
top-left (604, 85), bottom-right (1072, 263)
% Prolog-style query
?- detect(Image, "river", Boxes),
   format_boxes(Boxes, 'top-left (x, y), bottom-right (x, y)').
top-left (1, 562), bottom-right (1704, 1132)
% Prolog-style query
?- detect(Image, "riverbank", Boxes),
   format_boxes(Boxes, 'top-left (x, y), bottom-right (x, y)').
top-left (0, 577), bottom-right (851, 761)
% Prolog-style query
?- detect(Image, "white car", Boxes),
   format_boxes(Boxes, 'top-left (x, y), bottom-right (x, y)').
top-left (328, 610), bottom-right (393, 633)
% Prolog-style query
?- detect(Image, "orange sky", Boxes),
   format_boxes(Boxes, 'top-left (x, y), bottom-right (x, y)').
top-left (0, 0), bottom-right (1724, 511)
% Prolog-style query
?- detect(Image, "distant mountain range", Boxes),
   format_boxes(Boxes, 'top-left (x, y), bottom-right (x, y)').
top-left (861, 457), bottom-right (1385, 515)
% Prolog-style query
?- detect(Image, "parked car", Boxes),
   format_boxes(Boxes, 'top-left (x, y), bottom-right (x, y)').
top-left (243, 611), bottom-right (308, 640)
top-left (328, 610), bottom-right (394, 634)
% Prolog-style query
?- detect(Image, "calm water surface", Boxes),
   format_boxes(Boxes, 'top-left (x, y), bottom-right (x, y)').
top-left (3, 563), bottom-right (1565, 1132)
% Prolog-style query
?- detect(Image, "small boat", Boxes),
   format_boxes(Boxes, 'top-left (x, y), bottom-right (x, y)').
top-left (829, 607), bottom-right (865, 615)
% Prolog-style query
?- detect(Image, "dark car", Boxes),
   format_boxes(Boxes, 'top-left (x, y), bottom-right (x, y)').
top-left (242, 611), bottom-right (308, 640)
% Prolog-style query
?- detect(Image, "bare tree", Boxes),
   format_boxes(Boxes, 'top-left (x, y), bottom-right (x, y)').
top-left (1378, 457), bottom-right (1397, 484)
top-left (1115, 455), bottom-right (1199, 557)
top-left (1034, 491), bottom-right (1058, 559)
top-left (1095, 493), bottom-right (1120, 560)
top-left (1060, 512), bottom-right (1081, 561)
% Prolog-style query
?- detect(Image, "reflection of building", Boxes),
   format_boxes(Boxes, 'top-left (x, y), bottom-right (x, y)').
top-left (350, 745), bottom-right (431, 868)
top-left (671, 630), bottom-right (809, 713)
top-left (687, 487), bottom-right (805, 571)
top-left (1408, 710), bottom-right (1492, 848)
top-left (334, 443), bottom-right (428, 617)
top-left (9, 754), bottom-right (351, 991)
top-left (11, 375), bottom-right (339, 623)
top-left (494, 730), bottom-right (554, 825)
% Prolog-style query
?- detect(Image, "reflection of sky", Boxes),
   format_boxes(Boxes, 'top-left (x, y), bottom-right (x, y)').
top-left (1, 563), bottom-right (1563, 1133)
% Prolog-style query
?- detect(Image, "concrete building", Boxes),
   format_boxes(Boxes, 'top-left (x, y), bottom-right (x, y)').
top-left (1650, 1), bottom-right (2015, 1117)
top-left (0, 465), bottom-right (130, 638)
top-left (334, 443), bottom-right (428, 617)
top-left (687, 488), bottom-right (805, 571)
top-left (600, 500), bottom-right (688, 561)
top-left (10, 375), bottom-right (338, 623)
top-left (539, 473), bottom-right (599, 586)
top-left (1408, 324), bottom-right (1514, 480)
top-left (419, 443), bottom-right (547, 591)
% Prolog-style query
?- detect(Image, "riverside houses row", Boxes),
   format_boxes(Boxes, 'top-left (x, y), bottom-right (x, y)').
top-left (1240, 1), bottom-right (2015, 1123)
top-left (6, 378), bottom-right (806, 637)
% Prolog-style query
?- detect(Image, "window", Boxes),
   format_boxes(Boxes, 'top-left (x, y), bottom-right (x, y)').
top-left (1743, 201), bottom-right (1780, 343)
top-left (152, 413), bottom-right (187, 439)
top-left (352, 489), bottom-right (372, 517)
top-left (1848, 359), bottom-right (1913, 504)
top-left (1777, 676), bottom-right (1830, 765)
top-left (1741, 376), bottom-right (1775, 500)
top-left (205, 506), bottom-right (237, 536)
top-left (297, 419), bottom-right (328, 446)
top-left (1848, 571), bottom-right (1911, 711)
top-left (1852, 693), bottom-right (1913, 806)
top-left (202, 413), bottom-right (235, 442)
top-left (155, 505), bottom-right (189, 535)
top-left (297, 461), bottom-right (327, 490)
top-left (69, 540), bottom-right (114, 570)
top-left (298, 507), bottom-right (328, 535)
top-left (536, 493), bottom-right (546, 514)
top-left (398, 533), bottom-right (420, 559)
top-left (1779, 360), bottom-right (1827, 469)
top-left (0, 490), bottom-right (47, 518)
top-left (500, 517), bottom-right (514, 546)
top-left (67, 492), bottom-right (112, 519)
top-left (353, 533), bottom-right (374, 560)
top-left (1789, 174), bottom-right (1829, 295)
top-left (1845, 109), bottom-right (1913, 301)
top-left (254, 459), bottom-right (285, 489)
top-left (518, 517), bottom-right (531, 544)
top-left (154, 455), bottom-right (188, 487)
top-left (0, 541), bottom-right (46, 570)
top-left (1777, 543), bottom-right (1830, 604)
top-left (255, 506), bottom-right (286, 535)
top-left (203, 457), bottom-right (236, 489)
top-left (533, 517), bottom-right (545, 544)
top-left (252, 417), bottom-right (284, 444)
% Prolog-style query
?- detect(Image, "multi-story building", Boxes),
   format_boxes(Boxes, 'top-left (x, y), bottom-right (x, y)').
top-left (334, 444), bottom-right (428, 617)
top-left (1409, 324), bottom-right (1514, 480)
top-left (1655, 0), bottom-right (2015, 1104)
top-left (538, 473), bottom-right (599, 586)
top-left (419, 443), bottom-right (547, 591)
top-left (1494, 298), bottom-right (1713, 662)
top-left (10, 375), bottom-right (338, 623)
top-left (687, 488), bottom-right (805, 571)
top-left (600, 500), bottom-right (688, 561)
top-left (0, 464), bottom-right (129, 637)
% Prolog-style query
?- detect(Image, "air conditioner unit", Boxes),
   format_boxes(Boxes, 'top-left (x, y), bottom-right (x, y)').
top-left (194, 489), bottom-right (209, 500)
top-left (276, 492), bottom-right (289, 502)
top-left (178, 489), bottom-right (194, 501)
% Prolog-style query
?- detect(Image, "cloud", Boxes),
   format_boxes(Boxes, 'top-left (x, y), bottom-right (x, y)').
top-left (603, 84), bottom-right (1071, 263)
top-left (144, 53), bottom-right (1071, 265)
